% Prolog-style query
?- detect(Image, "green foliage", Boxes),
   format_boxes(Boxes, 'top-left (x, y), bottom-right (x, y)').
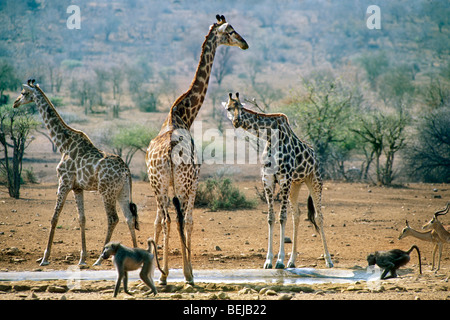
top-left (404, 104), bottom-right (450, 183)
top-left (110, 125), bottom-right (158, 166)
top-left (195, 177), bottom-right (257, 211)
top-left (0, 59), bottom-right (19, 104)
top-left (356, 52), bottom-right (389, 88)
top-left (61, 59), bottom-right (83, 70)
top-left (281, 71), bottom-right (360, 179)
top-left (0, 104), bottom-right (38, 198)
top-left (134, 91), bottom-right (158, 112)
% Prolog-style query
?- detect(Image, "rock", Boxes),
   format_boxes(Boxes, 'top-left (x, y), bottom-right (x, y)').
top-left (170, 293), bottom-right (183, 299)
top-left (218, 291), bottom-right (229, 300)
top-left (47, 285), bottom-right (68, 293)
top-left (6, 247), bottom-right (20, 255)
top-left (278, 294), bottom-right (292, 300)
top-left (215, 245), bottom-right (222, 251)
top-left (259, 287), bottom-right (269, 295)
top-left (284, 237), bottom-right (292, 243)
top-left (13, 284), bottom-right (31, 292)
top-left (0, 284), bottom-right (12, 292)
top-left (183, 284), bottom-right (195, 293)
top-left (239, 287), bottom-right (257, 295)
top-left (265, 290), bottom-right (277, 296)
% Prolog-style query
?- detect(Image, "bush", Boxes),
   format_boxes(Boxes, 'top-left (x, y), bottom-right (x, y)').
top-left (195, 177), bottom-right (257, 211)
top-left (404, 106), bottom-right (450, 182)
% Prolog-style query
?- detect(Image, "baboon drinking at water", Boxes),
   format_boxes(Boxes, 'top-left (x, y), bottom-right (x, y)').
top-left (367, 245), bottom-right (422, 280)
top-left (101, 238), bottom-right (165, 297)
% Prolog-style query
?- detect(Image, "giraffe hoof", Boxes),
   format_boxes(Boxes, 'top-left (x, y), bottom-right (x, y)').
top-left (39, 259), bottom-right (50, 266)
top-left (93, 259), bottom-right (102, 266)
top-left (159, 279), bottom-right (167, 286)
top-left (263, 262), bottom-right (273, 269)
top-left (275, 261), bottom-right (285, 269)
top-left (287, 262), bottom-right (295, 268)
top-left (326, 261), bottom-right (334, 268)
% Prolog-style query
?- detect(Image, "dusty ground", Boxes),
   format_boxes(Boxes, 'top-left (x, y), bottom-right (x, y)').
top-left (0, 178), bottom-right (449, 301)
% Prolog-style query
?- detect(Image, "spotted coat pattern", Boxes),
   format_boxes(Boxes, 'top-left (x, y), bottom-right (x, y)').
top-left (145, 16), bottom-right (248, 285)
top-left (224, 93), bottom-right (333, 269)
top-left (13, 81), bottom-right (138, 267)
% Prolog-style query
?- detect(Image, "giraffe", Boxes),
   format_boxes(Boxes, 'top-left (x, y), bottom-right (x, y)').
top-left (223, 92), bottom-right (333, 269)
top-left (13, 79), bottom-right (139, 266)
top-left (145, 15), bottom-right (248, 285)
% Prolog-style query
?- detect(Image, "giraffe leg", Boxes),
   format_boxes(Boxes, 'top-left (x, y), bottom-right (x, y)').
top-left (153, 194), bottom-right (170, 285)
top-left (174, 197), bottom-right (194, 284)
top-left (287, 181), bottom-right (302, 268)
top-left (275, 180), bottom-right (292, 269)
top-left (178, 186), bottom-right (196, 284)
top-left (40, 183), bottom-right (71, 266)
top-left (93, 198), bottom-right (119, 266)
top-left (73, 189), bottom-right (87, 265)
top-left (262, 174), bottom-right (276, 269)
top-left (306, 175), bottom-right (333, 268)
top-left (160, 203), bottom-right (170, 285)
top-left (118, 183), bottom-right (138, 248)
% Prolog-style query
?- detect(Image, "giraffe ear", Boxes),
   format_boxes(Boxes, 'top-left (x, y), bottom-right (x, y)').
top-left (221, 101), bottom-right (227, 108)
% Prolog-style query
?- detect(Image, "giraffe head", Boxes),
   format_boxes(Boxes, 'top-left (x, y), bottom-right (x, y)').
top-left (214, 15), bottom-right (249, 50)
top-left (223, 92), bottom-right (244, 128)
top-left (13, 79), bottom-right (37, 108)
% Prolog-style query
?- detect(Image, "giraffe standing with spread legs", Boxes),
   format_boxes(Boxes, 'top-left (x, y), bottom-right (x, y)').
top-left (13, 79), bottom-right (139, 266)
top-left (146, 15), bottom-right (248, 284)
top-left (223, 93), bottom-right (333, 269)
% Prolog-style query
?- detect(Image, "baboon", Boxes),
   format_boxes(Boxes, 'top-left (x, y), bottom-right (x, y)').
top-left (367, 245), bottom-right (422, 280)
top-left (101, 238), bottom-right (165, 297)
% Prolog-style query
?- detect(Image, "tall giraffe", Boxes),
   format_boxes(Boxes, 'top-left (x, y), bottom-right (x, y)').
top-left (13, 79), bottom-right (139, 266)
top-left (146, 15), bottom-right (248, 285)
top-left (223, 93), bottom-right (333, 269)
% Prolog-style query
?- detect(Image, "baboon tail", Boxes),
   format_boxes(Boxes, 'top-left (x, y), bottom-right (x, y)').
top-left (409, 245), bottom-right (422, 274)
top-left (173, 197), bottom-right (189, 254)
top-left (307, 195), bottom-right (319, 232)
top-left (148, 238), bottom-right (166, 276)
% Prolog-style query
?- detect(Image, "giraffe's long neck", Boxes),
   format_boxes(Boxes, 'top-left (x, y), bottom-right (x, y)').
top-left (239, 109), bottom-right (291, 141)
top-left (162, 25), bottom-right (219, 131)
top-left (33, 87), bottom-right (92, 153)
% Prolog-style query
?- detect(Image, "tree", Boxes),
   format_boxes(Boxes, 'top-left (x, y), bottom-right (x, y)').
top-left (100, 125), bottom-right (158, 166)
top-left (282, 72), bottom-right (360, 179)
top-left (352, 109), bottom-right (409, 185)
top-left (404, 100), bottom-right (450, 183)
top-left (0, 105), bottom-right (38, 198)
top-left (0, 60), bottom-right (18, 105)
top-left (356, 52), bottom-right (389, 89)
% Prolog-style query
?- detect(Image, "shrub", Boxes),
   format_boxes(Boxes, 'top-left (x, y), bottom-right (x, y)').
top-left (195, 177), bottom-right (257, 211)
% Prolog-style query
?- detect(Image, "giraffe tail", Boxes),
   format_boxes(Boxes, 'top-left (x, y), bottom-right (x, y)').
top-left (172, 197), bottom-right (189, 254)
top-left (127, 172), bottom-right (139, 231)
top-left (130, 202), bottom-right (139, 230)
top-left (307, 195), bottom-right (319, 232)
